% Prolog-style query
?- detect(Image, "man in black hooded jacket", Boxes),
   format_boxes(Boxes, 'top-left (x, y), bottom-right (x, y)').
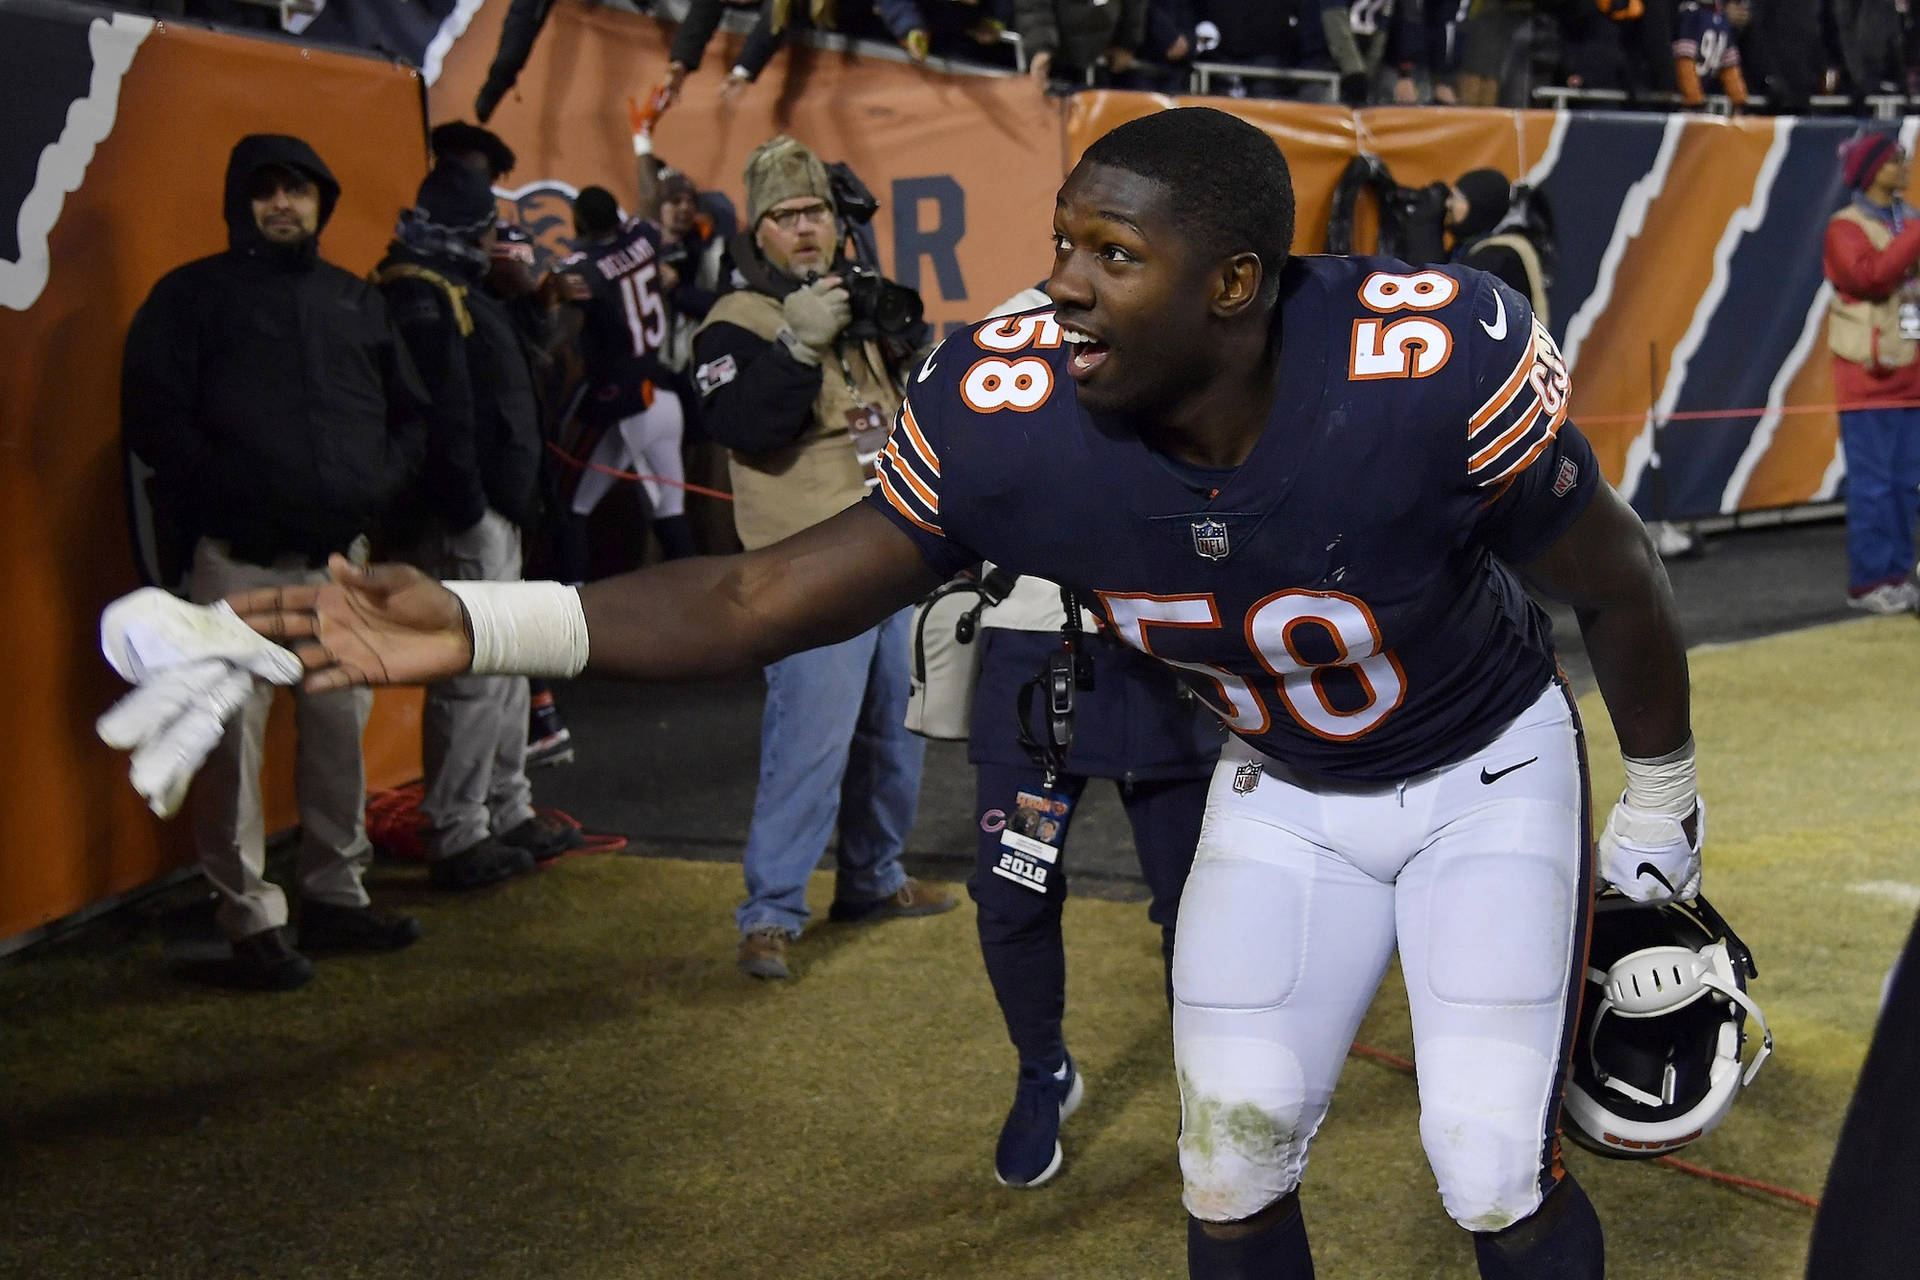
top-left (121, 133), bottom-right (429, 991)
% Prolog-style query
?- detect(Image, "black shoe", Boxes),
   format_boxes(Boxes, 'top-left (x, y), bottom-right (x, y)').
top-left (497, 814), bottom-right (584, 863)
top-left (298, 900), bottom-right (423, 953)
top-left (225, 927), bottom-right (316, 991)
top-left (427, 841), bottom-right (535, 889)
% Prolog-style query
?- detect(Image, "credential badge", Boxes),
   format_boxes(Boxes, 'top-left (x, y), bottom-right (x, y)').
top-left (1233, 762), bottom-right (1263, 794)
top-left (1192, 518), bottom-right (1230, 561)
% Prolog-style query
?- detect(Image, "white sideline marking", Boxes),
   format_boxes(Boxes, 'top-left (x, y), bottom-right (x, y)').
top-left (1849, 882), bottom-right (1920, 909)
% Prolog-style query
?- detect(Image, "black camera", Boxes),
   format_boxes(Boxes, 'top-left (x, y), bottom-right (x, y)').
top-left (841, 264), bottom-right (924, 344)
top-left (824, 161), bottom-right (927, 345)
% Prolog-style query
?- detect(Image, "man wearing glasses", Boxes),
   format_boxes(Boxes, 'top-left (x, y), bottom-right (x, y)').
top-left (688, 136), bottom-right (955, 980)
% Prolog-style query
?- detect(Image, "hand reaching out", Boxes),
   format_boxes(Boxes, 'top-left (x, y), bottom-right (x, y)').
top-left (229, 556), bottom-right (474, 694)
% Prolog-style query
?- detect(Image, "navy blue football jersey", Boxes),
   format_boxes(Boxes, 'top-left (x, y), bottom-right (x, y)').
top-left (867, 256), bottom-right (1599, 783)
top-left (559, 218), bottom-right (669, 421)
top-left (1674, 1), bottom-right (1740, 82)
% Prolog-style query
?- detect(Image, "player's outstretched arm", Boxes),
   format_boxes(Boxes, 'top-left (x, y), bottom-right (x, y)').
top-left (234, 502), bottom-right (941, 692)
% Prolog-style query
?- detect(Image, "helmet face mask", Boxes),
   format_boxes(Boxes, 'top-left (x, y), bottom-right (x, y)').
top-left (1564, 895), bottom-right (1772, 1159)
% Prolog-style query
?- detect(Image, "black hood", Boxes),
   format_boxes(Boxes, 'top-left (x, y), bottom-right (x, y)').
top-left (223, 133), bottom-right (340, 260)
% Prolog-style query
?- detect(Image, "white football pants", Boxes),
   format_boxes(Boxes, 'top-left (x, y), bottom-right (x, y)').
top-left (570, 388), bottom-right (686, 519)
top-left (1173, 681), bottom-right (1591, 1232)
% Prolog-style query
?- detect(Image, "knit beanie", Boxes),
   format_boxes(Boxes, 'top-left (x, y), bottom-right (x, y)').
top-left (1450, 169), bottom-right (1513, 241)
top-left (744, 136), bottom-right (835, 229)
top-left (1841, 133), bottom-right (1901, 192)
top-left (414, 162), bottom-right (497, 233)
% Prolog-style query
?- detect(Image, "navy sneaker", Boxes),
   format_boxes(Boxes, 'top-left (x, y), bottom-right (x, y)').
top-left (994, 1054), bottom-right (1084, 1188)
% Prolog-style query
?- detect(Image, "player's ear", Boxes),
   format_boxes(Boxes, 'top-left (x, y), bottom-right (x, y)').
top-left (1211, 251), bottom-right (1263, 319)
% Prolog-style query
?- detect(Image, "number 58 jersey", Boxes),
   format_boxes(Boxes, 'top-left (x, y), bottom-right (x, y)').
top-left (868, 256), bottom-right (1602, 784)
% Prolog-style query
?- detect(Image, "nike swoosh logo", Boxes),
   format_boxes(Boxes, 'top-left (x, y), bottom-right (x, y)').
top-left (1479, 290), bottom-right (1507, 341)
top-left (1479, 756), bottom-right (1537, 784)
top-left (917, 356), bottom-right (937, 383)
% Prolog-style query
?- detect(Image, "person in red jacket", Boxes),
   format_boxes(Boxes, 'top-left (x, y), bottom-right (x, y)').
top-left (1824, 132), bottom-right (1920, 614)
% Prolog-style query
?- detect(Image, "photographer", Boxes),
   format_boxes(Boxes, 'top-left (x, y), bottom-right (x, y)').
top-left (691, 136), bottom-right (954, 981)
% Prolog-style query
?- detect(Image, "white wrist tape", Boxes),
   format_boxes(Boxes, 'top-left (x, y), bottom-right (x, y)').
top-left (443, 581), bottom-right (590, 678)
top-left (632, 132), bottom-right (653, 156)
top-left (1620, 736), bottom-right (1697, 818)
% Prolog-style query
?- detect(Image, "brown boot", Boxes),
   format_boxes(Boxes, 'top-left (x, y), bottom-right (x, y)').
top-left (738, 925), bottom-right (791, 980)
top-left (828, 877), bottom-right (959, 925)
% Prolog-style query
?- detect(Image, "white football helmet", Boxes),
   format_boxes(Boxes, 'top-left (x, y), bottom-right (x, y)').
top-left (1564, 893), bottom-right (1772, 1159)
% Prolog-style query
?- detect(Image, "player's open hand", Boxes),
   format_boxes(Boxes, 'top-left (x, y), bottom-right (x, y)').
top-left (229, 555), bottom-right (473, 693)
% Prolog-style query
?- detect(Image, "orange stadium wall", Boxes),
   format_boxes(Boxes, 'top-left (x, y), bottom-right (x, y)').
top-left (1, 8), bottom-right (428, 948)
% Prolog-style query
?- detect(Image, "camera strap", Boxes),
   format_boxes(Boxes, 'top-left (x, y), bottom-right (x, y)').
top-left (1015, 587), bottom-right (1097, 789)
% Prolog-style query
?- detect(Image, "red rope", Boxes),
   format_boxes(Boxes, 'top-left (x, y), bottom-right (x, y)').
top-left (1345, 1039), bottom-right (1820, 1211)
top-left (543, 439), bottom-right (736, 502)
top-left (1560, 397), bottom-right (1920, 426)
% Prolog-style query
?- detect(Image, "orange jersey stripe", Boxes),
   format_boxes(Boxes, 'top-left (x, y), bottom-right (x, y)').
top-left (898, 403), bottom-right (942, 477)
top-left (883, 440), bottom-right (940, 510)
top-left (877, 464), bottom-right (944, 536)
top-left (1469, 329), bottom-right (1540, 432)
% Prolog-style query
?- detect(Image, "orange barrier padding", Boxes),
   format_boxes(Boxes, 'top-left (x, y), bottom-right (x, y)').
top-left (0, 15), bottom-right (429, 945)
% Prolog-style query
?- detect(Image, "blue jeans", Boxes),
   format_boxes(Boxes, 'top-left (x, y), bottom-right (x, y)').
top-left (736, 607), bottom-right (926, 937)
top-left (1839, 406), bottom-right (1920, 593)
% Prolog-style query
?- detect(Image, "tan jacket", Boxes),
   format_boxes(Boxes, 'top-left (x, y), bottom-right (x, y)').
top-left (699, 289), bottom-right (902, 549)
top-left (1827, 204), bottom-right (1917, 371)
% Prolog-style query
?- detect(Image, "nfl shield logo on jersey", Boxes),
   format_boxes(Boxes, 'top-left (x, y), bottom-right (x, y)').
top-left (1233, 762), bottom-right (1263, 794)
top-left (1192, 518), bottom-right (1231, 560)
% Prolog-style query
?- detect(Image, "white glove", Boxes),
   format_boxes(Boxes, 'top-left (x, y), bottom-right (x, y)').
top-left (1598, 795), bottom-right (1704, 903)
top-left (96, 588), bottom-right (304, 817)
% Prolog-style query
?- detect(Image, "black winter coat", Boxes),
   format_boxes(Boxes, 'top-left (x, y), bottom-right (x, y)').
top-left (121, 135), bottom-right (428, 563)
top-left (378, 248), bottom-right (544, 529)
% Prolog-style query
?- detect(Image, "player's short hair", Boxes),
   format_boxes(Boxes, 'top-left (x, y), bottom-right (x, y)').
top-left (429, 121), bottom-right (517, 179)
top-left (573, 186), bottom-right (621, 237)
top-left (1079, 107), bottom-right (1294, 296)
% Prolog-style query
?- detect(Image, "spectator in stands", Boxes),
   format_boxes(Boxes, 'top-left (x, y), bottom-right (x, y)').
top-left (1184, 0), bottom-right (1308, 99)
top-left (1823, 132), bottom-right (1920, 615)
top-left (872, 0), bottom-right (1017, 63)
top-left (431, 119), bottom-right (583, 770)
top-left (1319, 0), bottom-right (1423, 104)
top-left (120, 134), bottom-right (428, 989)
top-left (1415, 0), bottom-right (1468, 102)
top-left (1016, 0), bottom-right (1146, 87)
top-left (692, 136), bottom-right (955, 979)
top-left (665, 0), bottom-right (809, 103)
top-left (374, 164), bottom-right (582, 887)
top-left (1556, 0), bottom-right (1633, 93)
top-left (1737, 0), bottom-right (1825, 113)
top-left (1831, 0), bottom-right (1915, 99)
top-left (1454, 0), bottom-right (1533, 106)
top-left (1673, 0), bottom-right (1750, 110)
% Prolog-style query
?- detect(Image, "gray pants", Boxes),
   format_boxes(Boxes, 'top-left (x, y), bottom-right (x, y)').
top-left (188, 537), bottom-right (374, 941)
top-left (412, 510), bottom-right (535, 857)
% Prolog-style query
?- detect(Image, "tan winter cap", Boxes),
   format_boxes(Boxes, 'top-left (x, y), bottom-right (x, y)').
top-left (745, 135), bottom-right (835, 229)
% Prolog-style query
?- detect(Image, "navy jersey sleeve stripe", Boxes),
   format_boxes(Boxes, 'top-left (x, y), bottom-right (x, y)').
top-left (1465, 282), bottom-right (1573, 489)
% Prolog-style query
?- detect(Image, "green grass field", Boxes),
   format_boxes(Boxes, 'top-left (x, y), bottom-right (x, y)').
top-left (3, 615), bottom-right (1914, 1279)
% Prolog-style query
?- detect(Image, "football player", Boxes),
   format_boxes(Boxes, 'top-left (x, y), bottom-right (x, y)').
top-left (107, 107), bottom-right (1699, 1280)
top-left (554, 185), bottom-right (697, 568)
